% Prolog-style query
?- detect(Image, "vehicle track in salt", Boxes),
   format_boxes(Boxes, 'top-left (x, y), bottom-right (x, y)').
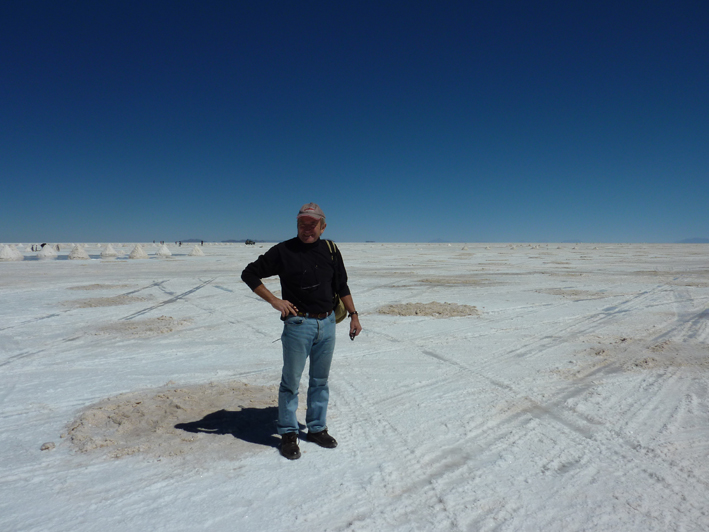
top-left (490, 281), bottom-right (676, 360)
top-left (410, 281), bottom-right (704, 468)
top-left (651, 284), bottom-right (709, 344)
top-left (0, 279), bottom-right (235, 368)
top-left (339, 346), bottom-right (708, 529)
top-left (336, 280), bottom-right (709, 528)
top-left (0, 281), bottom-right (169, 336)
top-left (0, 312), bottom-right (63, 333)
top-left (177, 292), bottom-right (276, 341)
top-left (120, 278), bottom-right (215, 320)
top-left (334, 372), bottom-right (463, 532)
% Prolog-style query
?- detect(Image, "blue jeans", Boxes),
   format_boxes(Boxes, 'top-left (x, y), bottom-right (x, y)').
top-left (277, 312), bottom-right (336, 435)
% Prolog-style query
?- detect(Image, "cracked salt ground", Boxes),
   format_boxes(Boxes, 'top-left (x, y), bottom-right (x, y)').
top-left (1, 243), bottom-right (709, 531)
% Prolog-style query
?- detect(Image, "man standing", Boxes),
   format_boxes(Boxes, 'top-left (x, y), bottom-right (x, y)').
top-left (241, 203), bottom-right (362, 460)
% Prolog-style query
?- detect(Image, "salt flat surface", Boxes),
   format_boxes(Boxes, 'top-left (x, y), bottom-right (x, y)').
top-left (1, 242), bottom-right (708, 531)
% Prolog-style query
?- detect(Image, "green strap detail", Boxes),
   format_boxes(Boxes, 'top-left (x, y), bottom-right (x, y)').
top-left (325, 239), bottom-right (337, 259)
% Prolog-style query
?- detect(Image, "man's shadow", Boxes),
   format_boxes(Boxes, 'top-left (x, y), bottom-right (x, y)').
top-left (175, 407), bottom-right (286, 449)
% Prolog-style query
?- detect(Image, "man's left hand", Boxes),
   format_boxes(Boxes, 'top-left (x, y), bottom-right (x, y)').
top-left (349, 314), bottom-right (362, 340)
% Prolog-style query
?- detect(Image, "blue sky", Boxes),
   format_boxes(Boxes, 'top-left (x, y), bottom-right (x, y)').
top-left (2, 1), bottom-right (708, 243)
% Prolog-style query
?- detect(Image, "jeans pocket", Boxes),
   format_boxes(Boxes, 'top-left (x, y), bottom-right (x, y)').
top-left (284, 317), bottom-right (304, 326)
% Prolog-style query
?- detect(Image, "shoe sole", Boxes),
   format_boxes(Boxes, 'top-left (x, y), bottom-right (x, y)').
top-left (306, 435), bottom-right (338, 448)
top-left (281, 449), bottom-right (301, 460)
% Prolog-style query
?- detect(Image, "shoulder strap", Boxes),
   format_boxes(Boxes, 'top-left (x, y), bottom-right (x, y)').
top-left (325, 239), bottom-right (337, 259)
top-left (325, 240), bottom-right (339, 295)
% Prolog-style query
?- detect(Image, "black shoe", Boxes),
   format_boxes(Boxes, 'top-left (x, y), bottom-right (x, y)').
top-left (280, 432), bottom-right (301, 460)
top-left (306, 429), bottom-right (338, 448)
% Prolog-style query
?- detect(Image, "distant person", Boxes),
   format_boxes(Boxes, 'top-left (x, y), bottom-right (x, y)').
top-left (241, 203), bottom-right (362, 460)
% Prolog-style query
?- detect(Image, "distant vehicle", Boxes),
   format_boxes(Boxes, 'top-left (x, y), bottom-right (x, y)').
top-left (245, 240), bottom-right (256, 245)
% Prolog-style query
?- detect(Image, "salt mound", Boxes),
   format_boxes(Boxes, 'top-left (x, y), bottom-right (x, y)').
top-left (68, 295), bottom-right (150, 308)
top-left (69, 244), bottom-right (90, 260)
top-left (37, 245), bottom-right (58, 259)
top-left (156, 244), bottom-right (172, 257)
top-left (378, 302), bottom-right (480, 318)
top-left (64, 380), bottom-right (279, 459)
top-left (188, 245), bottom-right (204, 256)
top-left (94, 315), bottom-right (190, 336)
top-left (128, 244), bottom-right (148, 259)
top-left (0, 244), bottom-right (24, 261)
top-left (101, 244), bottom-right (119, 258)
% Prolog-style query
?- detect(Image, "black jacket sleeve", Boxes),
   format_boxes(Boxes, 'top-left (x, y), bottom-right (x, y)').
top-left (241, 244), bottom-right (282, 291)
top-left (334, 246), bottom-right (351, 299)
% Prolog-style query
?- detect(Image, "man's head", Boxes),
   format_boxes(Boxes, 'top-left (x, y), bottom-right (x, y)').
top-left (297, 202), bottom-right (326, 244)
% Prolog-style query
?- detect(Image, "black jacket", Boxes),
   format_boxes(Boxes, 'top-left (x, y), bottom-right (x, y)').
top-left (241, 237), bottom-right (351, 314)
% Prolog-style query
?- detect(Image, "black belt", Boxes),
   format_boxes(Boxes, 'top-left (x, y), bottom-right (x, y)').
top-left (294, 310), bottom-right (333, 319)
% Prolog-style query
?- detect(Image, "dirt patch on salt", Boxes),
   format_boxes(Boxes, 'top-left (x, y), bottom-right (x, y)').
top-left (67, 295), bottom-right (150, 308)
top-left (64, 381), bottom-right (279, 459)
top-left (378, 302), bottom-right (480, 318)
top-left (68, 284), bottom-right (134, 291)
top-left (537, 288), bottom-right (611, 300)
top-left (621, 339), bottom-right (709, 372)
top-left (556, 338), bottom-right (709, 379)
top-left (95, 316), bottom-right (191, 338)
top-left (418, 276), bottom-right (489, 285)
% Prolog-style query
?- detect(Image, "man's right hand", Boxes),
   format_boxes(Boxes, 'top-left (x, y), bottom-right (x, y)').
top-left (271, 298), bottom-right (298, 318)
top-left (253, 284), bottom-right (298, 318)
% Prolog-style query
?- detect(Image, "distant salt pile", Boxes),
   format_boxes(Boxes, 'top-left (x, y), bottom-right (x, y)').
top-left (156, 244), bottom-right (172, 257)
top-left (378, 302), bottom-right (480, 318)
top-left (69, 244), bottom-right (90, 260)
top-left (188, 245), bottom-right (204, 256)
top-left (37, 245), bottom-right (58, 259)
top-left (101, 244), bottom-right (119, 258)
top-left (128, 244), bottom-right (149, 259)
top-left (0, 244), bottom-right (24, 261)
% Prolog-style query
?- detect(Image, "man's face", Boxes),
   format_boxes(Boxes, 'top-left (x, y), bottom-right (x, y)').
top-left (297, 217), bottom-right (325, 244)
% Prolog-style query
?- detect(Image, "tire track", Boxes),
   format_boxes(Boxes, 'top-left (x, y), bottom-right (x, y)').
top-left (0, 312), bottom-right (63, 332)
top-left (120, 278), bottom-right (215, 320)
top-left (651, 284), bottom-right (709, 344)
top-left (506, 283), bottom-right (673, 358)
top-left (0, 348), bottom-right (48, 368)
top-left (356, 312), bottom-right (708, 527)
top-left (0, 281), bottom-right (168, 334)
top-left (120, 280), bottom-right (169, 297)
top-left (334, 374), bottom-right (462, 531)
top-left (401, 364), bottom-right (708, 530)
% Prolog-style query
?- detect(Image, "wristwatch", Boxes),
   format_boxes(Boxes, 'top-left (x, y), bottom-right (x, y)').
top-left (348, 311), bottom-right (358, 318)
